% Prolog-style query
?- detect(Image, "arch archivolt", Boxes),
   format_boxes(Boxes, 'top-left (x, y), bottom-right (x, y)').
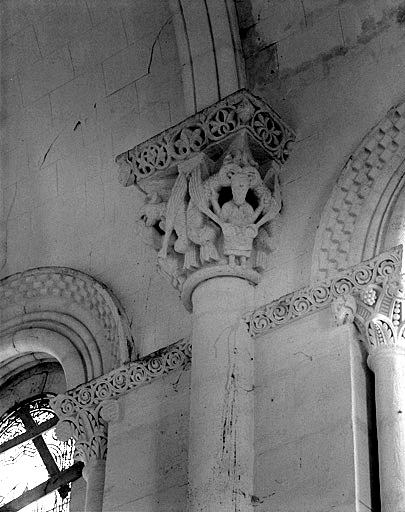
top-left (169, 0), bottom-right (245, 115)
top-left (311, 101), bottom-right (405, 283)
top-left (0, 328), bottom-right (86, 389)
top-left (0, 267), bottom-right (134, 389)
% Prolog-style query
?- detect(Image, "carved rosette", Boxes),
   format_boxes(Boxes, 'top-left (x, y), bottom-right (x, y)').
top-left (115, 90), bottom-right (295, 309)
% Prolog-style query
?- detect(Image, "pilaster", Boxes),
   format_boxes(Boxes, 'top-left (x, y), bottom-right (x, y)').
top-left (334, 271), bottom-right (405, 512)
top-left (51, 396), bottom-right (119, 512)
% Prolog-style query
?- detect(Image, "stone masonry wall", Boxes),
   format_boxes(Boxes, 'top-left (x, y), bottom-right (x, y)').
top-left (237, 0), bottom-right (405, 307)
top-left (0, 0), bottom-right (190, 356)
top-left (103, 368), bottom-right (190, 511)
top-left (254, 308), bottom-right (378, 510)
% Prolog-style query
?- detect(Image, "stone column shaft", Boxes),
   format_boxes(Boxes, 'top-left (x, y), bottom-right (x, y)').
top-left (115, 90), bottom-right (295, 511)
top-left (188, 277), bottom-right (254, 512)
top-left (82, 460), bottom-right (107, 512)
top-left (368, 350), bottom-right (405, 512)
top-left (335, 274), bottom-right (405, 512)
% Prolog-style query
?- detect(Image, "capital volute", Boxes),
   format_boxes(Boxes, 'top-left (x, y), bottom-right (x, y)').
top-left (51, 394), bottom-right (120, 467)
top-left (333, 272), bottom-right (405, 357)
top-left (115, 90), bottom-right (295, 310)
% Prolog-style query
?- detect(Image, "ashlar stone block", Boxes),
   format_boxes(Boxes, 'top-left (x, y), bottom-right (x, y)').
top-left (277, 12), bottom-right (344, 70)
top-left (0, 75), bottom-right (23, 121)
top-left (34, 0), bottom-right (92, 56)
top-left (69, 14), bottom-right (127, 77)
top-left (103, 370), bottom-right (190, 511)
top-left (19, 47), bottom-right (74, 105)
top-left (50, 66), bottom-right (105, 125)
top-left (0, 25), bottom-right (41, 79)
top-left (102, 38), bottom-right (155, 96)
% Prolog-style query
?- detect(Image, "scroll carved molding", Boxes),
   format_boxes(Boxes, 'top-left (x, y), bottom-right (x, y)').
top-left (51, 338), bottom-right (191, 463)
top-left (246, 246), bottom-right (402, 337)
top-left (0, 267), bottom-right (135, 372)
top-left (312, 101), bottom-right (405, 282)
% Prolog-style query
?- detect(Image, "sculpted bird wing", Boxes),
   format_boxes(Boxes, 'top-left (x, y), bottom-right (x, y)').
top-left (189, 162), bottom-right (222, 226)
top-left (165, 171), bottom-right (188, 228)
top-left (159, 171), bottom-right (188, 258)
top-left (255, 174), bottom-right (282, 228)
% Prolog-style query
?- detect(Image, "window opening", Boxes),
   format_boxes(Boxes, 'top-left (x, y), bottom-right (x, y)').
top-left (0, 394), bottom-right (82, 512)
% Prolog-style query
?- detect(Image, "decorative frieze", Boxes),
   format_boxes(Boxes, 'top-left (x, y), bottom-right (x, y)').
top-left (51, 338), bottom-right (191, 464)
top-left (116, 90), bottom-right (295, 308)
top-left (54, 337), bottom-right (191, 409)
top-left (116, 89), bottom-right (295, 185)
top-left (246, 246), bottom-right (402, 337)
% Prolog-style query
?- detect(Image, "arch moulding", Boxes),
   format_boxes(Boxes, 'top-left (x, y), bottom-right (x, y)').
top-left (169, 0), bottom-right (246, 115)
top-left (311, 101), bottom-right (405, 283)
top-left (0, 267), bottom-right (135, 388)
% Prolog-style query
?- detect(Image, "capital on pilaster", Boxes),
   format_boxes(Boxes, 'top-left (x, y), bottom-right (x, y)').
top-left (115, 89), bottom-right (295, 310)
top-left (51, 395), bottom-right (119, 468)
top-left (336, 272), bottom-right (405, 358)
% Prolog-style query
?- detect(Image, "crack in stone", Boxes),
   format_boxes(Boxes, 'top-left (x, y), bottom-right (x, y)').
top-left (0, 184), bottom-right (17, 275)
top-left (147, 16), bottom-right (173, 74)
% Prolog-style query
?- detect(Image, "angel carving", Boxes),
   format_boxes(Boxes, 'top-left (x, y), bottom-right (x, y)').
top-left (187, 149), bottom-right (281, 269)
top-left (139, 148), bottom-right (282, 288)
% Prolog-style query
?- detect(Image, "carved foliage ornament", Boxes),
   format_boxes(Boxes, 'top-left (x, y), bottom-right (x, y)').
top-left (116, 89), bottom-right (295, 184)
top-left (115, 91), bottom-right (295, 307)
top-left (52, 398), bottom-right (112, 466)
top-left (50, 338), bottom-right (191, 464)
top-left (349, 272), bottom-right (405, 355)
top-left (246, 246), bottom-right (402, 337)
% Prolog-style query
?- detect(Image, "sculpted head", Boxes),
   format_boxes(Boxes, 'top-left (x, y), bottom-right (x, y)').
top-left (219, 151), bottom-right (261, 206)
top-left (116, 155), bottom-right (135, 187)
top-left (227, 171), bottom-right (250, 205)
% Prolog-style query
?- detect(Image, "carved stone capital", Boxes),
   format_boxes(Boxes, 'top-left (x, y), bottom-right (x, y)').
top-left (115, 90), bottom-right (295, 309)
top-left (51, 396), bottom-right (115, 467)
top-left (349, 272), bottom-right (405, 357)
top-left (50, 338), bottom-right (191, 465)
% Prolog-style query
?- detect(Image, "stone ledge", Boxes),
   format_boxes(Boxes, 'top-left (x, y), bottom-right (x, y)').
top-left (57, 337), bottom-right (191, 411)
top-left (115, 88), bottom-right (296, 187)
top-left (246, 245), bottom-right (403, 337)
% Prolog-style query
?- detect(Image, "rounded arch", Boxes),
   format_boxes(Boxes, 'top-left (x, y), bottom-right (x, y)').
top-left (169, 0), bottom-right (246, 115)
top-left (0, 267), bottom-right (135, 389)
top-left (0, 329), bottom-right (87, 389)
top-left (311, 101), bottom-right (405, 283)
